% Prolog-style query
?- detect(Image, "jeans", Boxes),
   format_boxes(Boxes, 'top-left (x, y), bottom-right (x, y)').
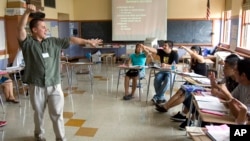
top-left (152, 71), bottom-right (171, 100)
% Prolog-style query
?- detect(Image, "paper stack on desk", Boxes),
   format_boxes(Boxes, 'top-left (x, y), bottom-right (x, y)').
top-left (197, 100), bottom-right (228, 113)
top-left (205, 124), bottom-right (229, 141)
top-left (192, 77), bottom-right (211, 85)
top-left (176, 72), bottom-right (206, 78)
top-left (195, 95), bottom-right (220, 102)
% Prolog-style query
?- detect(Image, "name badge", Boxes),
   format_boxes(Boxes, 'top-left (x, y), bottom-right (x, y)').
top-left (42, 53), bottom-right (49, 58)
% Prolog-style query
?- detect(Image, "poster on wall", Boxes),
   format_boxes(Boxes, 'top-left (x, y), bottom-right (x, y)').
top-left (45, 21), bottom-right (59, 38)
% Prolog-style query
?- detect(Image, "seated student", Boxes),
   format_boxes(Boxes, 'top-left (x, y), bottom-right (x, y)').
top-left (0, 75), bottom-right (19, 103)
top-left (210, 58), bottom-right (250, 125)
top-left (173, 54), bottom-right (240, 130)
top-left (141, 41), bottom-right (179, 104)
top-left (155, 45), bottom-right (207, 115)
top-left (123, 44), bottom-right (147, 100)
top-left (209, 54), bottom-right (240, 96)
top-left (157, 54), bottom-right (239, 130)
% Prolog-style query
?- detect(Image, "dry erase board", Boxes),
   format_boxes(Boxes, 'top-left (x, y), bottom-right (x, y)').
top-left (167, 20), bottom-right (212, 44)
top-left (81, 21), bottom-right (112, 43)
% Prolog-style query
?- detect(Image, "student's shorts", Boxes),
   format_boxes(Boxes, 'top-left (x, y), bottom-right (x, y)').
top-left (0, 76), bottom-right (9, 84)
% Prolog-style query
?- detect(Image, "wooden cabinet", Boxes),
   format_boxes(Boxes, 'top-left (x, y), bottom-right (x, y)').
top-left (5, 15), bottom-right (22, 64)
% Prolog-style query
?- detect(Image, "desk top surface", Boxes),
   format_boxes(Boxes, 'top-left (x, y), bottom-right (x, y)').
top-left (69, 62), bottom-right (94, 65)
top-left (118, 65), bottom-right (147, 69)
top-left (183, 77), bottom-right (211, 87)
top-left (83, 47), bottom-right (125, 49)
top-left (1, 66), bottom-right (24, 74)
top-left (186, 127), bottom-right (211, 141)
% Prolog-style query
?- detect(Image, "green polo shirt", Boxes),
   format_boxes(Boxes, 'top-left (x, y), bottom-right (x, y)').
top-left (19, 36), bottom-right (70, 87)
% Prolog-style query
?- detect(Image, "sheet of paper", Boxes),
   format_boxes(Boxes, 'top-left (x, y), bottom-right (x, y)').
top-left (192, 77), bottom-right (211, 85)
top-left (177, 72), bottom-right (206, 78)
top-left (195, 95), bottom-right (220, 102)
top-left (197, 101), bottom-right (228, 112)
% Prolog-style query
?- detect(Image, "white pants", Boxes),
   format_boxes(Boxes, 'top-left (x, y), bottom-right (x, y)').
top-left (29, 84), bottom-right (66, 141)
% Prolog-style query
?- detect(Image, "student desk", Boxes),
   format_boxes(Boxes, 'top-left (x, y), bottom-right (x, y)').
top-left (60, 61), bottom-right (70, 88)
top-left (81, 46), bottom-right (126, 59)
top-left (146, 67), bottom-right (176, 103)
top-left (101, 53), bottom-right (116, 73)
top-left (68, 62), bottom-right (95, 94)
top-left (188, 92), bottom-right (240, 127)
top-left (186, 127), bottom-right (211, 141)
top-left (193, 96), bottom-right (236, 125)
top-left (183, 77), bottom-right (211, 87)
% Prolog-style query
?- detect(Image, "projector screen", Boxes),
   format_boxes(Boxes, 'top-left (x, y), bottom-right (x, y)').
top-left (112, 0), bottom-right (167, 41)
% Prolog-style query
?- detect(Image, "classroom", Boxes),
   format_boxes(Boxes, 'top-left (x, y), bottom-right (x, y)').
top-left (0, 0), bottom-right (249, 141)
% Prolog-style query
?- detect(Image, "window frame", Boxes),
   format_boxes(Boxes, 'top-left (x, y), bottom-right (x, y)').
top-left (240, 10), bottom-right (250, 50)
top-left (221, 10), bottom-right (232, 45)
top-left (234, 9), bottom-right (250, 57)
top-left (44, 0), bottom-right (56, 8)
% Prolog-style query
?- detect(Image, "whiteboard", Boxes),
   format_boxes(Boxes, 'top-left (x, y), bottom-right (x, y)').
top-left (0, 20), bottom-right (6, 50)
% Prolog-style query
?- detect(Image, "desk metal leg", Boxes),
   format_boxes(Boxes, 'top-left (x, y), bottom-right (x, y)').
top-left (70, 66), bottom-right (74, 94)
top-left (116, 69), bottom-right (122, 98)
top-left (146, 69), bottom-right (153, 104)
top-left (169, 72), bottom-right (176, 98)
top-left (138, 78), bottom-right (141, 101)
top-left (68, 65), bottom-right (75, 113)
top-left (17, 71), bottom-right (28, 98)
top-left (0, 95), bottom-right (5, 113)
top-left (187, 95), bottom-right (194, 127)
top-left (13, 72), bottom-right (21, 106)
top-left (110, 74), bottom-right (114, 95)
top-left (88, 65), bottom-right (94, 94)
top-left (65, 63), bottom-right (70, 87)
top-left (169, 72), bottom-right (172, 97)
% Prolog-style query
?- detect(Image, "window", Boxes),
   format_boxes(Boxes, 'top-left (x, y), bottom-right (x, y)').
top-left (44, 0), bottom-right (56, 8)
top-left (222, 11), bottom-right (231, 44)
top-left (241, 10), bottom-right (250, 50)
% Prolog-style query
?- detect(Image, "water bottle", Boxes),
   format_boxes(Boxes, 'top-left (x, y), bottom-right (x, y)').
top-left (171, 61), bottom-right (176, 71)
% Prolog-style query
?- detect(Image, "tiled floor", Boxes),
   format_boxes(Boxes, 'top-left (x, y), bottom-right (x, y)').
top-left (0, 63), bottom-right (192, 141)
